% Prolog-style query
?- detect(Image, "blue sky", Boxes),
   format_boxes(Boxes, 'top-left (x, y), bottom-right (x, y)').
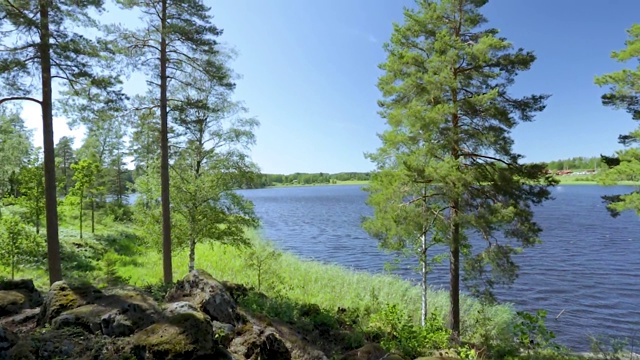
top-left (20, 0), bottom-right (640, 174)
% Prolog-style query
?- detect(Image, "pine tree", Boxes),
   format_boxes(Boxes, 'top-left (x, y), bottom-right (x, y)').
top-left (365, 0), bottom-right (555, 340)
top-left (112, 0), bottom-right (231, 283)
top-left (0, 0), bottom-right (113, 283)
top-left (54, 137), bottom-right (76, 196)
top-left (595, 24), bottom-right (640, 216)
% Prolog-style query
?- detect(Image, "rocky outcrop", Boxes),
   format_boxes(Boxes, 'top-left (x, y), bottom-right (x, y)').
top-left (229, 324), bottom-right (291, 360)
top-left (340, 343), bottom-right (407, 360)
top-left (166, 269), bottom-right (243, 325)
top-left (0, 272), bottom-right (340, 360)
top-left (0, 280), bottom-right (42, 318)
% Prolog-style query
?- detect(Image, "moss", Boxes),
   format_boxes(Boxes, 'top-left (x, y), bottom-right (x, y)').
top-left (0, 290), bottom-right (27, 316)
top-left (131, 311), bottom-right (214, 358)
top-left (0, 290), bottom-right (27, 308)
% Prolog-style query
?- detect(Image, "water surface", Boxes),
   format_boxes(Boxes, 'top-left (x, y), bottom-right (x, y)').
top-left (238, 184), bottom-right (640, 351)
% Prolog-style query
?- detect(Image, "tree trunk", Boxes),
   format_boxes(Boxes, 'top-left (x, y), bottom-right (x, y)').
top-left (160, 0), bottom-right (173, 285)
top-left (79, 189), bottom-right (83, 239)
top-left (40, 0), bottom-right (62, 284)
top-left (91, 197), bottom-right (95, 234)
top-left (449, 205), bottom-right (460, 343)
top-left (421, 233), bottom-right (428, 327)
top-left (188, 236), bottom-right (195, 272)
top-left (11, 255), bottom-right (15, 280)
top-left (36, 216), bottom-right (40, 235)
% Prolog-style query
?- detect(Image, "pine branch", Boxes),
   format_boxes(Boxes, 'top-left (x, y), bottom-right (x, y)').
top-left (0, 96), bottom-right (42, 106)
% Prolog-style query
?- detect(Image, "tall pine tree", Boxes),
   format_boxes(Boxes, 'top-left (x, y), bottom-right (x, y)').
top-left (113, 0), bottom-right (231, 284)
top-left (0, 0), bottom-right (114, 283)
top-left (364, 0), bottom-right (555, 340)
top-left (595, 24), bottom-right (640, 216)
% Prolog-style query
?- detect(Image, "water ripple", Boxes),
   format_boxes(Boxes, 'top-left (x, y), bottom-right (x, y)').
top-left (238, 185), bottom-right (640, 351)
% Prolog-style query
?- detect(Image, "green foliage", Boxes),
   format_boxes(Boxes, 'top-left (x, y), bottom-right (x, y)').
top-left (368, 304), bottom-right (450, 358)
top-left (240, 172), bottom-right (372, 188)
top-left (54, 136), bottom-right (76, 196)
top-left (365, 1), bottom-right (557, 339)
top-left (0, 109), bottom-right (32, 201)
top-left (0, 215), bottom-right (43, 279)
top-left (244, 240), bottom-right (281, 292)
top-left (513, 310), bottom-right (558, 352)
top-left (595, 24), bottom-right (640, 217)
top-left (545, 156), bottom-right (602, 171)
top-left (17, 156), bottom-right (46, 234)
top-left (589, 335), bottom-right (632, 360)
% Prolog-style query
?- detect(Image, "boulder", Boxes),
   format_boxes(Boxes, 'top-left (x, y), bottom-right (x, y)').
top-left (37, 281), bottom-right (103, 326)
top-left (130, 309), bottom-right (217, 359)
top-left (229, 324), bottom-right (291, 360)
top-left (49, 286), bottom-right (160, 337)
top-left (290, 348), bottom-right (329, 360)
top-left (0, 279), bottom-right (42, 317)
top-left (340, 343), bottom-right (387, 360)
top-left (0, 325), bottom-right (18, 357)
top-left (166, 270), bottom-right (241, 325)
top-left (0, 291), bottom-right (28, 318)
top-left (212, 320), bottom-right (235, 348)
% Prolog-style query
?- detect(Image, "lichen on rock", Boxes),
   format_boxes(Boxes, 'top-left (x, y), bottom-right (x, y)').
top-left (130, 309), bottom-right (217, 359)
top-left (166, 269), bottom-right (242, 325)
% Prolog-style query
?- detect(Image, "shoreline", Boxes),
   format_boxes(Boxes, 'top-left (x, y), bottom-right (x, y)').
top-left (257, 179), bottom-right (640, 189)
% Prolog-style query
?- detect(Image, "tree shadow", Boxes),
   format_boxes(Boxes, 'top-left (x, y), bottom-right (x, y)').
top-left (228, 285), bottom-right (370, 357)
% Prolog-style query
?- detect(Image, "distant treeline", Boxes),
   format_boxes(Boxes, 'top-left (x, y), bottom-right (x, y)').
top-left (545, 156), bottom-right (603, 171)
top-left (236, 172), bottom-right (372, 189)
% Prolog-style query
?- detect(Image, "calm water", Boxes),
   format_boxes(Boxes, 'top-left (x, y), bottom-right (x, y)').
top-left (237, 184), bottom-right (640, 351)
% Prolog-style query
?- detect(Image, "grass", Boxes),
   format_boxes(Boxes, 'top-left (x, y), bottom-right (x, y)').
top-left (3, 203), bottom-right (621, 359)
top-left (1, 207), bottom-right (515, 349)
top-left (556, 176), bottom-right (640, 185)
top-left (117, 230), bottom-right (515, 342)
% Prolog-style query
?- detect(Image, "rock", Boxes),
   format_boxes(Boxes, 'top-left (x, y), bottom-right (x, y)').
top-left (166, 269), bottom-right (241, 325)
top-left (221, 281), bottom-right (250, 302)
top-left (0, 325), bottom-right (18, 357)
top-left (0, 308), bottom-right (40, 336)
top-left (212, 320), bottom-right (235, 348)
top-left (291, 348), bottom-right (329, 360)
top-left (49, 286), bottom-right (160, 337)
top-left (0, 279), bottom-right (42, 311)
top-left (37, 281), bottom-right (103, 326)
top-left (0, 291), bottom-right (28, 318)
top-left (162, 301), bottom-right (199, 317)
top-left (341, 343), bottom-right (387, 360)
top-left (229, 324), bottom-right (291, 360)
top-left (131, 310), bottom-right (216, 359)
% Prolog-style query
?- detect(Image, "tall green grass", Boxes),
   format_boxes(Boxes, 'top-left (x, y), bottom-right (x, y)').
top-left (117, 230), bottom-right (515, 343)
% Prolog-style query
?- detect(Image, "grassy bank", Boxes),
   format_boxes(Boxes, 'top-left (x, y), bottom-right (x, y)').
top-left (1, 216), bottom-right (517, 352)
top-left (556, 176), bottom-right (640, 185)
top-left (265, 178), bottom-right (640, 188)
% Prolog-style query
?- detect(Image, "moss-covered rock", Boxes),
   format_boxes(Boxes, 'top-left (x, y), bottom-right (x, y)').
top-left (0, 324), bottom-right (18, 358)
top-left (166, 269), bottom-right (242, 325)
top-left (0, 291), bottom-right (28, 318)
top-left (130, 310), bottom-right (216, 359)
top-left (37, 281), bottom-right (104, 326)
top-left (229, 324), bottom-right (291, 360)
top-left (340, 343), bottom-right (388, 360)
top-left (7, 326), bottom-right (134, 360)
top-left (49, 286), bottom-right (160, 338)
top-left (0, 279), bottom-right (42, 311)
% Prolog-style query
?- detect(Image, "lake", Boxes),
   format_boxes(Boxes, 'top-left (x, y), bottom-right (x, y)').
top-left (237, 184), bottom-right (640, 351)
